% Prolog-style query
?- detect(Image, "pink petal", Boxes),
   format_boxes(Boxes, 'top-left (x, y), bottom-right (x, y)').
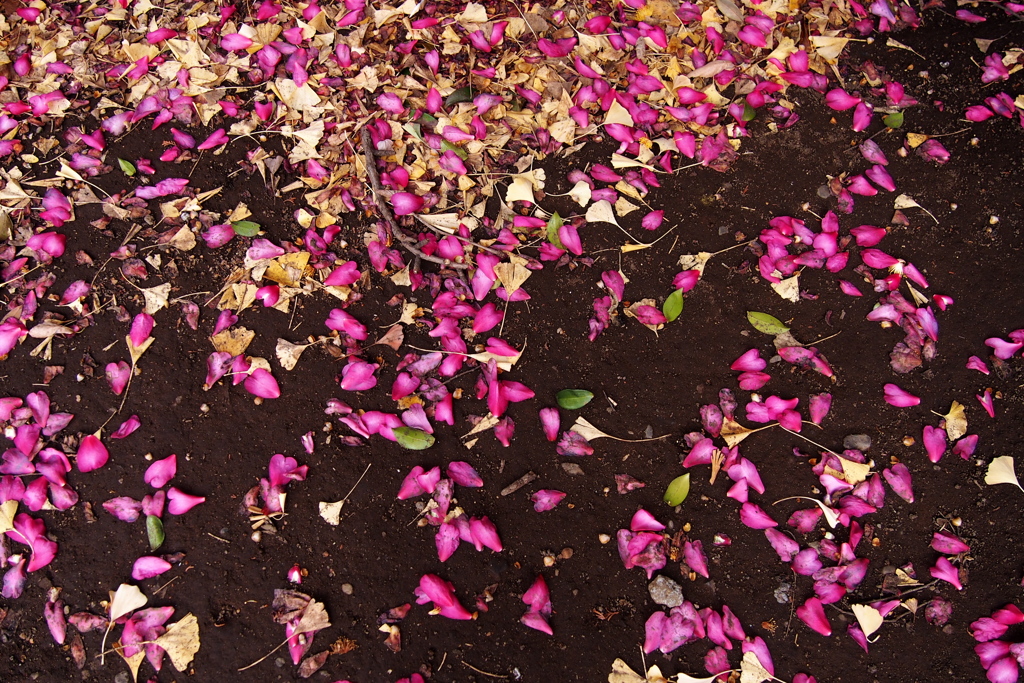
top-left (731, 348), bottom-right (767, 372)
top-left (131, 556), bottom-right (173, 581)
top-left (882, 463), bottom-right (914, 503)
top-left (630, 509), bottom-right (666, 532)
top-left (953, 434), bottom-right (979, 459)
top-left (739, 502), bottom-right (778, 529)
top-left (742, 636), bottom-right (775, 676)
top-left (931, 531), bottom-right (970, 555)
top-left (446, 461), bottom-right (483, 488)
top-left (105, 361), bottom-right (131, 395)
top-left (103, 496), bottom-right (143, 522)
top-left (244, 368), bottom-right (281, 399)
top-left (825, 88), bottom-right (861, 111)
top-left (221, 33), bottom-right (254, 51)
top-left (339, 360), bottom-right (378, 391)
top-left (683, 540), bottom-right (709, 578)
top-left (883, 383), bottom-right (920, 407)
top-left (435, 523), bottom-right (460, 561)
top-left (391, 192), bottom-right (424, 216)
top-left (197, 128), bottom-right (228, 150)
top-left (929, 556), bottom-right (964, 590)
top-left (523, 574), bottom-right (552, 614)
top-left (765, 528), bottom-right (801, 562)
top-left (532, 490), bottom-right (566, 512)
top-left (538, 407), bottom-right (560, 442)
top-left (469, 516), bottom-right (502, 552)
top-left (76, 435), bottom-right (109, 473)
top-left (144, 454), bottom-right (177, 489)
top-left (44, 597), bottom-right (67, 644)
top-left (986, 657), bottom-right (1020, 683)
top-left (166, 487), bottom-right (205, 515)
top-left (808, 393), bottom-right (832, 424)
top-left (796, 597), bottom-right (832, 636)
top-left (922, 425), bottom-right (947, 463)
top-left (521, 610), bottom-right (553, 634)
top-left (324, 261), bottom-right (361, 286)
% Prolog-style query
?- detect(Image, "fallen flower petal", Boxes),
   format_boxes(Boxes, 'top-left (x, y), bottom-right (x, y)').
top-left (446, 462), bottom-right (483, 488)
top-left (739, 503), bottom-right (778, 529)
top-left (166, 487), bottom-right (205, 515)
top-left (144, 454), bottom-right (177, 489)
top-left (932, 531), bottom-right (970, 555)
top-left (76, 435), bottom-right (109, 473)
top-left (731, 348), bottom-right (767, 372)
top-left (977, 388), bottom-right (996, 418)
top-left (967, 356), bottom-right (991, 374)
top-left (796, 597), bottom-right (832, 636)
top-left (539, 407), bottom-right (560, 442)
top-left (244, 368), bottom-right (281, 399)
top-left (532, 490), bottom-right (566, 512)
top-left (882, 463), bottom-right (915, 503)
top-left (884, 383), bottom-right (920, 407)
top-left (930, 556), bottom-right (964, 590)
top-left (414, 574), bottom-right (472, 620)
top-left (131, 556), bottom-right (173, 580)
top-left (683, 540), bottom-right (709, 578)
top-left (923, 425), bottom-right (947, 463)
top-left (631, 509), bottom-right (666, 532)
top-left (105, 361), bottom-right (131, 395)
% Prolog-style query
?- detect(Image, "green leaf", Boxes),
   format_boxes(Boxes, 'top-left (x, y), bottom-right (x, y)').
top-left (663, 289), bottom-right (685, 322)
top-left (741, 102), bottom-right (756, 122)
top-left (440, 141), bottom-right (468, 160)
top-left (146, 515), bottom-right (165, 551)
top-left (394, 427), bottom-right (435, 450)
top-left (556, 389), bottom-right (594, 410)
top-left (883, 111), bottom-right (904, 129)
top-left (403, 122), bottom-right (424, 141)
top-left (444, 86), bottom-right (473, 107)
top-left (546, 212), bottom-right (565, 249)
top-left (118, 158), bottom-right (137, 177)
top-left (664, 473), bottom-right (691, 506)
top-left (746, 311), bottom-right (789, 335)
top-left (231, 220), bottom-right (261, 237)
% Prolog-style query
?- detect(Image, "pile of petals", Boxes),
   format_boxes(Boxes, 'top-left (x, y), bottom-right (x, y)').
top-left (1, 390), bottom-right (78, 512)
top-left (271, 589), bottom-right (331, 665)
top-left (242, 453), bottom-right (307, 527)
top-left (397, 463), bottom-right (500, 561)
top-left (972, 604), bottom-right (1024, 683)
top-left (617, 509), bottom-right (669, 579)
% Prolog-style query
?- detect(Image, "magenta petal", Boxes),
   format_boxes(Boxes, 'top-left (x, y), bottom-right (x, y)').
top-left (469, 516), bottom-right (502, 552)
top-left (739, 502), bottom-right (778, 529)
top-left (796, 597), bottom-right (832, 636)
top-left (44, 598), bottom-right (67, 644)
top-left (742, 636), bottom-right (775, 676)
top-left (446, 461), bottom-right (483, 488)
top-left (865, 164), bottom-right (897, 192)
top-left (683, 540), bottom-right (709, 578)
top-left (792, 547), bottom-right (823, 576)
top-left (882, 463), bottom-right (914, 503)
top-left (922, 425), bottom-right (947, 463)
top-left (76, 435), bottom-right (109, 473)
top-left (144, 454), bottom-right (177, 489)
top-left (244, 368), bottom-right (281, 399)
top-left (644, 611), bottom-right (667, 654)
top-left (521, 610), bottom-right (553, 635)
top-left (538, 407), bottom-right (560, 442)
top-left (993, 605), bottom-right (1024, 626)
top-left (987, 657), bottom-right (1020, 683)
top-left (532, 489), bottom-right (566, 512)
top-left (765, 528), bottom-right (801, 562)
top-left (931, 531), bottom-right (970, 555)
top-left (930, 556), bottom-right (964, 590)
top-left (825, 88), bottom-right (861, 111)
top-left (630, 509), bottom-right (666, 532)
top-left (523, 574), bottom-right (552, 614)
top-left (339, 360), bottom-right (378, 391)
top-left (883, 383), bottom-right (920, 407)
top-left (391, 192), bottom-right (424, 216)
top-left (103, 496), bottom-right (143, 522)
top-left (324, 261), bottom-right (361, 286)
top-left (111, 415), bottom-right (141, 440)
top-left (435, 523), bottom-right (461, 561)
top-left (967, 356), bottom-right (991, 375)
top-left (131, 556), bottom-right (173, 581)
top-left (808, 393), bottom-right (832, 425)
top-left (166, 487), bottom-right (205, 515)
top-left (953, 434), bottom-right (979, 459)
top-left (731, 348), bottom-right (767, 372)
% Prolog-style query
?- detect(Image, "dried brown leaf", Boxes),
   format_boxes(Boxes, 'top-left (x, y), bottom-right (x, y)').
top-left (154, 613), bottom-right (200, 671)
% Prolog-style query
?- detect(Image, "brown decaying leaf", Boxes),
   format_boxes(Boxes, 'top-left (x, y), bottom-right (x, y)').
top-left (211, 326), bottom-right (255, 356)
top-left (298, 650), bottom-right (329, 678)
top-left (373, 325), bottom-right (404, 350)
top-left (720, 417), bottom-right (756, 448)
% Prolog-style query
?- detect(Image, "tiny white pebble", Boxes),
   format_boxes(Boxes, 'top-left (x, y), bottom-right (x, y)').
top-left (989, 215), bottom-right (1000, 225)
top-left (598, 534), bottom-right (611, 544)
top-left (341, 583), bottom-right (354, 595)
top-left (251, 531), bottom-right (262, 542)
top-left (200, 404), bottom-right (210, 413)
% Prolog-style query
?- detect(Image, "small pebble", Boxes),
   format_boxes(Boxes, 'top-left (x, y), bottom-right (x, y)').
top-left (843, 434), bottom-right (872, 451)
top-left (341, 583), bottom-right (353, 595)
top-left (648, 575), bottom-right (685, 608)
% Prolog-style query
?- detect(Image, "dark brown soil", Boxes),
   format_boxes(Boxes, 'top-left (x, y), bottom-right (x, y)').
top-left (2, 6), bottom-right (1023, 683)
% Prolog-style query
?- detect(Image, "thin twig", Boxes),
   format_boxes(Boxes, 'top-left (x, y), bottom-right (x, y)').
top-left (360, 127), bottom-right (469, 271)
top-left (462, 661), bottom-right (508, 678)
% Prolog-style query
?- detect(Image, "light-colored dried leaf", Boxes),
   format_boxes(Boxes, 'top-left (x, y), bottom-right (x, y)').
top-left (851, 604), bottom-right (884, 638)
top-left (294, 599), bottom-right (331, 635)
top-left (570, 416), bottom-right (611, 441)
top-left (586, 199), bottom-right (621, 226)
top-left (275, 339), bottom-right (307, 370)
top-left (986, 456), bottom-right (1024, 492)
top-left (739, 650), bottom-right (773, 683)
top-left (494, 261), bottom-right (531, 295)
top-left (319, 500), bottom-right (344, 526)
top-left (771, 274), bottom-right (800, 302)
top-left (154, 613), bottom-right (200, 671)
top-left (940, 401), bottom-right (967, 441)
top-left (142, 283), bottom-right (171, 315)
top-left (264, 252), bottom-right (310, 287)
top-left (720, 417), bottom-right (755, 448)
top-left (677, 252), bottom-right (712, 275)
top-left (109, 583), bottom-right (147, 621)
top-left (0, 500), bottom-right (17, 535)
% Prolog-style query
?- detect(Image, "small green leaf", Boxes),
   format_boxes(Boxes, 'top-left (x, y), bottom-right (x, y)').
top-left (746, 311), bottom-right (790, 335)
top-left (403, 122), bottom-right (424, 141)
top-left (663, 289), bottom-right (685, 322)
top-left (440, 141), bottom-right (468, 160)
top-left (664, 473), bottom-right (691, 506)
top-left (444, 86), bottom-right (473, 107)
top-left (546, 212), bottom-right (565, 249)
top-left (741, 102), bottom-right (756, 122)
top-left (556, 389), bottom-right (594, 410)
top-left (883, 111), bottom-right (904, 129)
top-left (231, 220), bottom-right (261, 237)
top-left (394, 427), bottom-right (435, 450)
top-left (118, 158), bottom-right (137, 177)
top-left (146, 515), bottom-right (165, 551)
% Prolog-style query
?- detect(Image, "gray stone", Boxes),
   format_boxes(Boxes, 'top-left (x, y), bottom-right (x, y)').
top-left (648, 575), bottom-right (684, 608)
top-left (843, 434), bottom-right (872, 451)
